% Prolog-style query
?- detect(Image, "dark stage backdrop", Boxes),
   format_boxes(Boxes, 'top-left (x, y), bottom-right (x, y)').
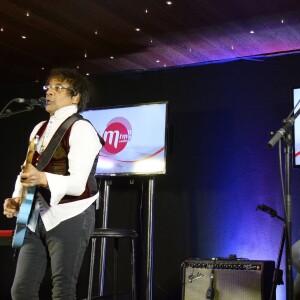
top-left (1, 53), bottom-right (300, 300)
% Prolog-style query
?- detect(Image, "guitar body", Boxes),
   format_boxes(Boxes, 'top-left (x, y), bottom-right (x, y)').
top-left (12, 186), bottom-right (36, 248)
top-left (12, 137), bottom-right (39, 249)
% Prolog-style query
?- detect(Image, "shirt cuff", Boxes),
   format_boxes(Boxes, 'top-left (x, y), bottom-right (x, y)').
top-left (45, 172), bottom-right (67, 205)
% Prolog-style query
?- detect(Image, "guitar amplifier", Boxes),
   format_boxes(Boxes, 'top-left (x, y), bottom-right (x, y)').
top-left (181, 259), bottom-right (275, 300)
top-left (0, 230), bottom-right (14, 246)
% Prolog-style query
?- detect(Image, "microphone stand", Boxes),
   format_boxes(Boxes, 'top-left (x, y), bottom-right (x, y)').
top-left (256, 204), bottom-right (285, 300)
top-left (267, 108), bottom-right (300, 299)
top-left (282, 130), bottom-right (294, 300)
top-left (0, 99), bottom-right (34, 119)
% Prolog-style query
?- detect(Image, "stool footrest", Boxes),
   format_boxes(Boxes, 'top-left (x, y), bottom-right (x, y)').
top-left (92, 228), bottom-right (138, 238)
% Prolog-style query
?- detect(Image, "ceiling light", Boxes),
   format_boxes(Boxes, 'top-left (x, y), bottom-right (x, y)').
top-left (166, 1), bottom-right (173, 5)
top-left (26, 11), bottom-right (30, 17)
top-left (135, 28), bottom-right (141, 32)
top-left (21, 35), bottom-right (27, 39)
top-left (250, 30), bottom-right (255, 34)
top-left (110, 56), bottom-right (114, 59)
top-left (84, 52), bottom-right (87, 58)
top-left (281, 19), bottom-right (284, 24)
top-left (95, 30), bottom-right (98, 35)
top-left (145, 9), bottom-right (148, 13)
top-left (156, 60), bottom-right (160, 63)
top-left (0, 27), bottom-right (4, 32)
top-left (86, 73), bottom-right (90, 76)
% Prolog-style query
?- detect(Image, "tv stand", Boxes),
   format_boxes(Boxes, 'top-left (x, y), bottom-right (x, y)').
top-left (97, 177), bottom-right (155, 300)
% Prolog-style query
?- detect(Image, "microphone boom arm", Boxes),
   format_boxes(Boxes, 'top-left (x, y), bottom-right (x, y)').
top-left (0, 106), bottom-right (34, 119)
top-left (0, 97), bottom-right (45, 119)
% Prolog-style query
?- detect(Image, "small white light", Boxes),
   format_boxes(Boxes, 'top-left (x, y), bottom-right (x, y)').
top-left (231, 45), bottom-right (234, 50)
top-left (86, 73), bottom-right (90, 76)
top-left (135, 28), bottom-right (141, 32)
top-left (281, 19), bottom-right (284, 24)
top-left (166, 1), bottom-right (173, 5)
top-left (1, 27), bottom-right (4, 32)
top-left (21, 35), bottom-right (27, 39)
top-left (77, 65), bottom-right (80, 69)
top-left (41, 67), bottom-right (44, 70)
top-left (150, 39), bottom-right (153, 43)
top-left (26, 11), bottom-right (30, 17)
top-left (84, 52), bottom-right (87, 58)
top-left (250, 30), bottom-right (255, 34)
top-left (164, 63), bottom-right (167, 67)
top-left (95, 30), bottom-right (98, 35)
top-left (145, 9), bottom-right (148, 13)
top-left (156, 60), bottom-right (160, 63)
top-left (110, 56), bottom-right (114, 59)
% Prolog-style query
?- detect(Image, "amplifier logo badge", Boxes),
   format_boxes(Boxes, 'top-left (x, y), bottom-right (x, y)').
top-left (188, 272), bottom-right (204, 283)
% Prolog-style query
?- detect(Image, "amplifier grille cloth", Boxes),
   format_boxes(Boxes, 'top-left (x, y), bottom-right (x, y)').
top-left (184, 267), bottom-right (261, 300)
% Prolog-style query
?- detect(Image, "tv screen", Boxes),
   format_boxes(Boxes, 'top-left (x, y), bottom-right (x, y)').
top-left (293, 87), bottom-right (300, 166)
top-left (81, 101), bottom-right (168, 176)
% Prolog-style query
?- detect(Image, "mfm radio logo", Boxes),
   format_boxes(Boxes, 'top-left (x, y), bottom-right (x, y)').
top-left (101, 117), bottom-right (132, 155)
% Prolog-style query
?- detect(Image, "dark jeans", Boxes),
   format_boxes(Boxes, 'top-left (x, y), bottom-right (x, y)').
top-left (11, 205), bottom-right (95, 300)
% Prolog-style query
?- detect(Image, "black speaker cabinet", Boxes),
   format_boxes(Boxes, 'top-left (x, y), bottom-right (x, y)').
top-left (181, 259), bottom-right (275, 300)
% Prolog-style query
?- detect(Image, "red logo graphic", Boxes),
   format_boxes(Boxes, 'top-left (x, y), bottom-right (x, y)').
top-left (101, 117), bottom-right (132, 155)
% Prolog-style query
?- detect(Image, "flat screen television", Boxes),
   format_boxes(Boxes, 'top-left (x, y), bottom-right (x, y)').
top-left (81, 101), bottom-right (168, 176)
top-left (292, 87), bottom-right (300, 166)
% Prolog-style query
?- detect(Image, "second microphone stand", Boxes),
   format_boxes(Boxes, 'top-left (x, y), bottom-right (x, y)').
top-left (257, 204), bottom-right (285, 300)
top-left (282, 130), bottom-right (294, 300)
top-left (268, 117), bottom-right (297, 299)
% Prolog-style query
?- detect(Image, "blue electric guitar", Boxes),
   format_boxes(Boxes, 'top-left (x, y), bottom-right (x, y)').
top-left (12, 136), bottom-right (39, 249)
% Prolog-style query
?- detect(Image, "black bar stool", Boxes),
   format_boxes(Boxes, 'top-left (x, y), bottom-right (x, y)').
top-left (87, 228), bottom-right (138, 300)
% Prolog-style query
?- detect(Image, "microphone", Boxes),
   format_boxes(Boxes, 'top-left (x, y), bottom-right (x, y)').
top-left (256, 204), bottom-right (277, 217)
top-left (13, 97), bottom-right (47, 107)
top-left (256, 203), bottom-right (285, 221)
top-left (268, 106), bottom-right (300, 148)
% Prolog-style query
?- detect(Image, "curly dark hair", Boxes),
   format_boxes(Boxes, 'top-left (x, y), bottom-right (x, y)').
top-left (45, 68), bottom-right (90, 112)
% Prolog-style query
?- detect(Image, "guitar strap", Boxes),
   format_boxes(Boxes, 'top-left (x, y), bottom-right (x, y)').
top-left (36, 113), bottom-right (82, 171)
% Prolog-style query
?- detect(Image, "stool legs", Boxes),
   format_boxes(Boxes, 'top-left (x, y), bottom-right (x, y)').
top-left (113, 238), bottom-right (118, 300)
top-left (131, 238), bottom-right (137, 300)
top-left (87, 238), bottom-right (96, 300)
top-left (87, 234), bottom-right (137, 300)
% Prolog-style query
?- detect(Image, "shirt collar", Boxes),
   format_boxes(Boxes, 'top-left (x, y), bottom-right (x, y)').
top-left (50, 105), bottom-right (78, 121)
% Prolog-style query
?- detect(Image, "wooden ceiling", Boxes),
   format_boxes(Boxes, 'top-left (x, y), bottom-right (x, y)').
top-left (0, 0), bottom-right (300, 85)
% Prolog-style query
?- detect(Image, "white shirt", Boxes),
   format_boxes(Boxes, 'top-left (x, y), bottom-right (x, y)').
top-left (12, 105), bottom-right (102, 231)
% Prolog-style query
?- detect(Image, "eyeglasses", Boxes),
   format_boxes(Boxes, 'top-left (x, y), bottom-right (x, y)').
top-left (43, 84), bottom-right (75, 93)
